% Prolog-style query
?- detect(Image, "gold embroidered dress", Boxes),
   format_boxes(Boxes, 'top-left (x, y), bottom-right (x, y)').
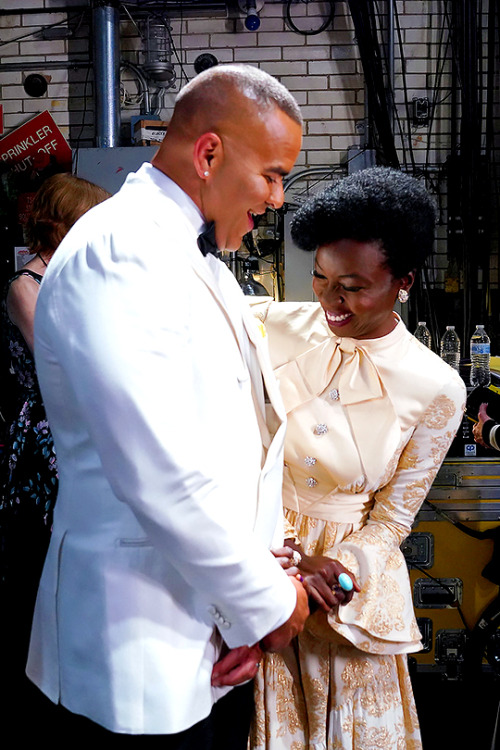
top-left (250, 301), bottom-right (466, 750)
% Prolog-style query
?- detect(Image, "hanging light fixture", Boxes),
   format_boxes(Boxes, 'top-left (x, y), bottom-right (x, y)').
top-left (142, 15), bottom-right (176, 87)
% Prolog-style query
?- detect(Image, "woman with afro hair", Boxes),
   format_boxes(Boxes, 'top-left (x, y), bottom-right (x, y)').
top-left (250, 167), bottom-right (465, 749)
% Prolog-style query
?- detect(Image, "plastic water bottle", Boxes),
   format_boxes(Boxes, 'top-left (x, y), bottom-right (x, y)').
top-left (440, 326), bottom-right (461, 371)
top-left (470, 324), bottom-right (491, 386)
top-left (414, 321), bottom-right (432, 349)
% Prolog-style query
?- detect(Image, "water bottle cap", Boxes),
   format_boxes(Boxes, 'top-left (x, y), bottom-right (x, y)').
top-left (418, 321), bottom-right (426, 326)
top-left (446, 325), bottom-right (455, 330)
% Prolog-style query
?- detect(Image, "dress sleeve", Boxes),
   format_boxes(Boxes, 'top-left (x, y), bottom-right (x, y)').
top-left (309, 376), bottom-right (466, 655)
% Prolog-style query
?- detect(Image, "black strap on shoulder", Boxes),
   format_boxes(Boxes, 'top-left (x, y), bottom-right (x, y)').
top-left (9, 269), bottom-right (43, 285)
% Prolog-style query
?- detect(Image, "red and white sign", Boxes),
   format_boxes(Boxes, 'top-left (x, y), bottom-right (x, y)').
top-left (0, 110), bottom-right (72, 174)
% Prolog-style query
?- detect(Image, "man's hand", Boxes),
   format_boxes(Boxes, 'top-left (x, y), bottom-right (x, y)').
top-left (260, 576), bottom-right (309, 652)
top-left (473, 402), bottom-right (492, 447)
top-left (271, 546), bottom-right (299, 576)
top-left (211, 642), bottom-right (263, 687)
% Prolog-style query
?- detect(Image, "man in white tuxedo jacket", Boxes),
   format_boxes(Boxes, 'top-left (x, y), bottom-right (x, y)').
top-left (26, 65), bottom-right (308, 744)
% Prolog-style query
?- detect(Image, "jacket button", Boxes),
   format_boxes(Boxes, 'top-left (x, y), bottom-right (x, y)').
top-left (313, 424), bottom-right (328, 436)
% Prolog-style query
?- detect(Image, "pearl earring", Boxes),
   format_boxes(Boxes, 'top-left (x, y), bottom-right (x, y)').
top-left (398, 289), bottom-right (409, 303)
top-left (203, 171), bottom-right (209, 177)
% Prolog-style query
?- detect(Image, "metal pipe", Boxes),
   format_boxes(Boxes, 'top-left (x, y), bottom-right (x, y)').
top-left (387, 0), bottom-right (395, 135)
top-left (92, 1), bottom-right (120, 148)
top-left (0, 61), bottom-right (90, 72)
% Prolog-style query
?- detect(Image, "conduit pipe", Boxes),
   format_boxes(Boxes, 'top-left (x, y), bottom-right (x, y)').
top-left (92, 1), bottom-right (121, 148)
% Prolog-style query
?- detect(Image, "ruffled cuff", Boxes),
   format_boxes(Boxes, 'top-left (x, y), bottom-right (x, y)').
top-left (311, 542), bottom-right (422, 655)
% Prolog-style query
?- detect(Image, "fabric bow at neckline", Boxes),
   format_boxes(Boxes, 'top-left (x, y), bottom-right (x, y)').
top-left (197, 221), bottom-right (220, 257)
top-left (275, 336), bottom-right (385, 415)
top-left (274, 333), bottom-right (402, 488)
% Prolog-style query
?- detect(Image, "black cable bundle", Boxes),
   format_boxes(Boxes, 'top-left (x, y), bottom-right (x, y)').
top-left (346, 0), bottom-right (399, 168)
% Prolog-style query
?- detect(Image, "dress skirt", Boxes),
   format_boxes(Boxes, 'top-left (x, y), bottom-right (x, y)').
top-left (250, 509), bottom-right (422, 750)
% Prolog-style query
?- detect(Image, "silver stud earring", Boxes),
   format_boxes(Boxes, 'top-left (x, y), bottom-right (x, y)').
top-left (398, 289), bottom-right (409, 303)
top-left (203, 171), bottom-right (209, 177)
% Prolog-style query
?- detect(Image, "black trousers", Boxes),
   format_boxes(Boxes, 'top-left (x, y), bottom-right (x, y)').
top-left (25, 681), bottom-right (255, 748)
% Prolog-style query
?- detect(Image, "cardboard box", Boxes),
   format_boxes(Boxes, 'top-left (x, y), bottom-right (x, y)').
top-left (133, 119), bottom-right (168, 146)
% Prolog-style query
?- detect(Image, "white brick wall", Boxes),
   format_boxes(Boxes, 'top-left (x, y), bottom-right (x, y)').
top-left (0, 0), bottom-right (497, 306)
top-left (0, 1), bottom-right (464, 173)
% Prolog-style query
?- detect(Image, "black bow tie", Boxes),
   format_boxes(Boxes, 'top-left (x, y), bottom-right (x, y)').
top-left (197, 222), bottom-right (220, 257)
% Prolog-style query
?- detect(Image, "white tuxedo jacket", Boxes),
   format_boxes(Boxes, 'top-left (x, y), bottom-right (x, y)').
top-left (27, 164), bottom-right (295, 734)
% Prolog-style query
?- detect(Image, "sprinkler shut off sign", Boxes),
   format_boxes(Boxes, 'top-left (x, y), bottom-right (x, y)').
top-left (0, 110), bottom-right (72, 175)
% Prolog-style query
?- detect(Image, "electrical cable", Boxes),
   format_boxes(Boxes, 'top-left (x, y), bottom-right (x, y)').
top-left (174, 0), bottom-right (189, 87)
top-left (285, 0), bottom-right (335, 37)
top-left (420, 261), bottom-right (441, 353)
top-left (73, 61), bottom-right (93, 153)
top-left (346, 0), bottom-right (399, 167)
top-left (0, 9), bottom-right (87, 47)
top-left (424, 11), bottom-right (451, 177)
top-left (392, 3), bottom-right (416, 174)
top-left (372, 0), bottom-right (410, 172)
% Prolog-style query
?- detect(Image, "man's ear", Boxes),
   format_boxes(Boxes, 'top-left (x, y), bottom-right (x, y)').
top-left (193, 132), bottom-right (222, 179)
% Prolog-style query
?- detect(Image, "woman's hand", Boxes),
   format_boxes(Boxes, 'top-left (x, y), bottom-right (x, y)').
top-left (473, 402), bottom-right (492, 447)
top-left (298, 555), bottom-right (361, 613)
top-left (282, 540), bottom-right (360, 613)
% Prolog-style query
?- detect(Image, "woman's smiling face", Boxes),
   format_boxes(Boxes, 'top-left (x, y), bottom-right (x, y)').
top-left (312, 239), bottom-right (414, 340)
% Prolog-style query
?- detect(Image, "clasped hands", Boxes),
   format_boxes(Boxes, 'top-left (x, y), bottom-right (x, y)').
top-left (212, 544), bottom-right (359, 688)
top-left (211, 575), bottom-right (307, 688)
top-left (273, 543), bottom-right (360, 612)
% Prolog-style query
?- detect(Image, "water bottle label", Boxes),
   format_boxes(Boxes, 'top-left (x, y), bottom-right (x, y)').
top-left (471, 343), bottom-right (490, 354)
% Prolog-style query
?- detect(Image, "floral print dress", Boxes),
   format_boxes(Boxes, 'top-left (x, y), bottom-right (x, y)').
top-left (249, 301), bottom-right (466, 750)
top-left (0, 269), bottom-right (58, 672)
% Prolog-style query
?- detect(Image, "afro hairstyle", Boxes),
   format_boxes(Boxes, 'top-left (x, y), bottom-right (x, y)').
top-left (290, 167), bottom-right (437, 279)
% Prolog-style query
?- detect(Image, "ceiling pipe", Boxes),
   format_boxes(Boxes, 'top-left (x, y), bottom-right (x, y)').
top-left (92, 1), bottom-right (121, 148)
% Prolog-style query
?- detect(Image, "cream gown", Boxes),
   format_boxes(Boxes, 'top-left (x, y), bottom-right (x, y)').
top-left (249, 301), bottom-right (466, 750)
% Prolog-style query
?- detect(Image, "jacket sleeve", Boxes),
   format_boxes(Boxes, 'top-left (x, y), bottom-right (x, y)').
top-left (37, 214), bottom-right (296, 649)
top-left (482, 419), bottom-right (500, 451)
top-left (311, 377), bottom-right (466, 654)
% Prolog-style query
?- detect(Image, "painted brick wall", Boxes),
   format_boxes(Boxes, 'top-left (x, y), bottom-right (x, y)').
top-left (0, 1), bottom-right (497, 310)
top-left (0, 1), bottom-right (454, 169)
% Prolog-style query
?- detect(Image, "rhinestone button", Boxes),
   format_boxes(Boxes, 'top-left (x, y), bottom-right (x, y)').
top-left (313, 423), bottom-right (328, 436)
top-left (329, 388), bottom-right (340, 401)
top-left (304, 456), bottom-right (317, 467)
top-left (306, 477), bottom-right (318, 488)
